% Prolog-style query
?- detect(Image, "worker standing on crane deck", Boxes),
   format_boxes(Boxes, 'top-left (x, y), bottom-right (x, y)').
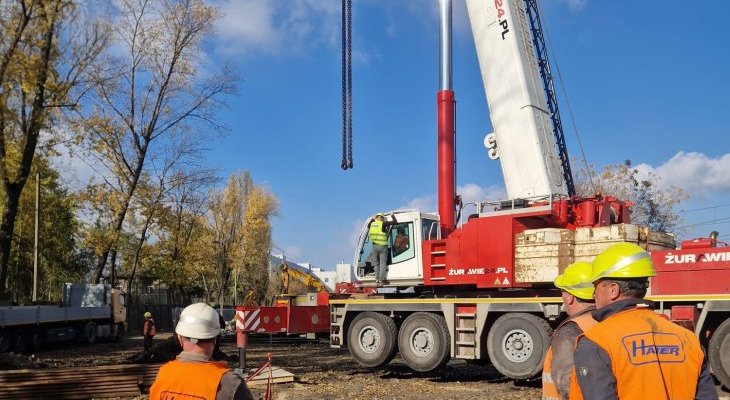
top-left (366, 213), bottom-right (398, 286)
top-left (568, 243), bottom-right (718, 400)
top-left (542, 261), bottom-right (596, 400)
top-left (149, 303), bottom-right (254, 400)
top-left (143, 311), bottom-right (155, 351)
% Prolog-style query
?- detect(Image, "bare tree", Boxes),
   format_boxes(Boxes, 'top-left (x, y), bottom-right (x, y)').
top-left (0, 0), bottom-right (108, 298)
top-left (75, 0), bottom-right (236, 283)
top-left (574, 159), bottom-right (687, 234)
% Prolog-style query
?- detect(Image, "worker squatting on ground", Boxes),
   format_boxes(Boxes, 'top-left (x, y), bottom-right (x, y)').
top-left (568, 243), bottom-right (719, 400)
top-left (366, 212), bottom-right (398, 286)
top-left (149, 303), bottom-right (254, 400)
top-left (542, 261), bottom-right (597, 400)
top-left (143, 311), bottom-right (155, 351)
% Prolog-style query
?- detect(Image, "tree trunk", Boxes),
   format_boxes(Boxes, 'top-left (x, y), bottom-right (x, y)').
top-left (0, 184), bottom-right (21, 299)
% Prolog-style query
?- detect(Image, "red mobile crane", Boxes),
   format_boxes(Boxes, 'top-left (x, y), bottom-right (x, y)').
top-left (324, 0), bottom-right (730, 387)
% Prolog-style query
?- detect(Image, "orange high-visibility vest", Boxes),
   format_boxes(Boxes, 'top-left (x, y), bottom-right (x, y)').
top-left (149, 359), bottom-right (229, 400)
top-left (568, 307), bottom-right (704, 400)
top-left (144, 318), bottom-right (156, 336)
top-left (542, 312), bottom-right (597, 400)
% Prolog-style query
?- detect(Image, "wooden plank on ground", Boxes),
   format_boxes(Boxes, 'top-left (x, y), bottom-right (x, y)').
top-left (243, 366), bottom-right (294, 387)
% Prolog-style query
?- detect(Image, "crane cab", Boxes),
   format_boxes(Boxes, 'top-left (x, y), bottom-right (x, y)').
top-left (353, 210), bottom-right (440, 287)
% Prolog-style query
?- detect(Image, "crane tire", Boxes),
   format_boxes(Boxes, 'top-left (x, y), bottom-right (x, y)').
top-left (487, 313), bottom-right (552, 380)
top-left (709, 318), bottom-right (730, 390)
top-left (347, 312), bottom-right (397, 369)
top-left (398, 312), bottom-right (451, 372)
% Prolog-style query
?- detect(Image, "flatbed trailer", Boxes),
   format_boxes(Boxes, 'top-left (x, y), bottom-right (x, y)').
top-left (0, 283), bottom-right (127, 353)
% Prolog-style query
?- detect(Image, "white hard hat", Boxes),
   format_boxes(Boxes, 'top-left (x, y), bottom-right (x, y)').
top-left (175, 303), bottom-right (220, 340)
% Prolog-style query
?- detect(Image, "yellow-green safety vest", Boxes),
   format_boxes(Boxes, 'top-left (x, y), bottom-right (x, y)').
top-left (369, 220), bottom-right (388, 246)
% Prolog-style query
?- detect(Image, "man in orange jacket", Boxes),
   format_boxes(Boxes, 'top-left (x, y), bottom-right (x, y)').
top-left (542, 261), bottom-right (596, 400)
top-left (143, 311), bottom-right (155, 351)
top-left (569, 243), bottom-right (717, 400)
top-left (149, 303), bottom-right (254, 400)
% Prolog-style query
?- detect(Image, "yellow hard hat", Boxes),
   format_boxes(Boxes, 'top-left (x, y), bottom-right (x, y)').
top-left (144, 311), bottom-right (152, 318)
top-left (375, 213), bottom-right (385, 218)
top-left (554, 261), bottom-right (594, 300)
top-left (591, 243), bottom-right (656, 282)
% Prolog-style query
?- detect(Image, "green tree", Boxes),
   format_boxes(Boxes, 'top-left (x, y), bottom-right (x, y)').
top-left (3, 157), bottom-right (85, 303)
top-left (0, 0), bottom-right (107, 298)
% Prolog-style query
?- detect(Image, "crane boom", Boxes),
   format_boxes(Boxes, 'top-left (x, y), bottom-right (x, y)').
top-left (466, 0), bottom-right (568, 199)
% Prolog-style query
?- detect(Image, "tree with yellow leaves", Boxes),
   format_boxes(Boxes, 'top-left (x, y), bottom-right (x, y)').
top-left (206, 172), bottom-right (277, 306)
top-left (72, 0), bottom-right (237, 283)
top-left (0, 0), bottom-right (108, 298)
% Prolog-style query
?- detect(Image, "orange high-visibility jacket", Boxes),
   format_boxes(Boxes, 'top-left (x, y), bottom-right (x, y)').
top-left (144, 318), bottom-right (156, 337)
top-left (149, 359), bottom-right (229, 400)
top-left (569, 308), bottom-right (704, 400)
top-left (542, 312), bottom-right (597, 400)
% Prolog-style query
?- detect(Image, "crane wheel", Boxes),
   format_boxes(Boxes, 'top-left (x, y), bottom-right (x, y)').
top-left (486, 313), bottom-right (551, 380)
top-left (397, 312), bottom-right (451, 372)
top-left (347, 312), bottom-right (397, 368)
top-left (709, 318), bottom-right (730, 390)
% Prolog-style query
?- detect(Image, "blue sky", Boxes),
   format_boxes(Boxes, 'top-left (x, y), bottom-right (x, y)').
top-left (207, 0), bottom-right (730, 269)
top-left (64, 0), bottom-right (730, 270)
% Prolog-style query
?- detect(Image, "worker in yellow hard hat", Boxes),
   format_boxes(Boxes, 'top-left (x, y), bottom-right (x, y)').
top-left (542, 261), bottom-right (597, 400)
top-left (569, 243), bottom-right (717, 400)
top-left (143, 311), bottom-right (156, 351)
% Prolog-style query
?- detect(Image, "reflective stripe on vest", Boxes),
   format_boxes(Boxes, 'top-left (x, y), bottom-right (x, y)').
top-left (542, 312), bottom-right (597, 400)
top-left (369, 220), bottom-right (387, 246)
top-left (542, 347), bottom-right (560, 400)
top-left (568, 307), bottom-right (704, 400)
top-left (149, 359), bottom-right (229, 400)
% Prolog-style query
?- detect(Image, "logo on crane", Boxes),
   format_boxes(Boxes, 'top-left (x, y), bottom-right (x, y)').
top-left (494, 0), bottom-right (510, 39)
top-left (663, 251), bottom-right (730, 265)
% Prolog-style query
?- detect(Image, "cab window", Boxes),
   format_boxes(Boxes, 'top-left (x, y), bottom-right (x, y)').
top-left (389, 222), bottom-right (415, 264)
top-left (357, 231), bottom-right (373, 265)
top-left (422, 219), bottom-right (439, 240)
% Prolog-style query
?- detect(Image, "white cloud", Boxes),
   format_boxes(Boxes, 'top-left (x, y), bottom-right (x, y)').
top-left (400, 195), bottom-right (436, 213)
top-left (283, 245), bottom-right (303, 260)
top-left (395, 183), bottom-right (507, 220)
top-left (458, 183), bottom-right (507, 204)
top-left (635, 152), bottom-right (730, 199)
top-left (213, 0), bottom-right (340, 58)
top-left (556, 0), bottom-right (588, 12)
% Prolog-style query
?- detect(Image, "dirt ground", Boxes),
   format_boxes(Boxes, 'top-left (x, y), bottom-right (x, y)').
top-left (2, 332), bottom-right (728, 400)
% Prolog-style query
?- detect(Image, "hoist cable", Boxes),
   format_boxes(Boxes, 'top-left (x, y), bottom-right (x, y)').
top-left (341, 0), bottom-right (353, 170)
top-left (341, 0), bottom-right (348, 169)
top-left (346, 0), bottom-right (353, 169)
